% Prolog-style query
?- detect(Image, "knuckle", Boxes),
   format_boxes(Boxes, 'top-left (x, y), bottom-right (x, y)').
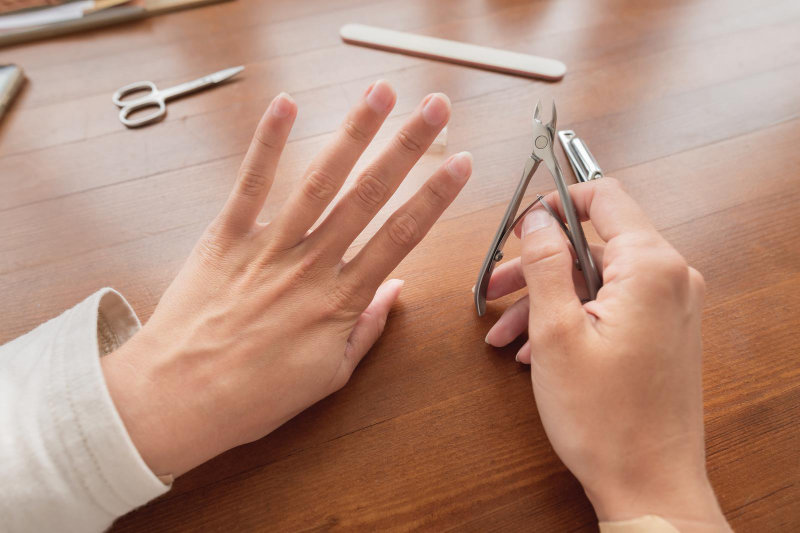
top-left (394, 128), bottom-right (423, 154)
top-left (423, 179), bottom-right (450, 208)
top-left (661, 252), bottom-right (690, 282)
top-left (616, 230), bottom-right (661, 251)
top-left (632, 250), bottom-right (691, 299)
top-left (326, 283), bottom-right (367, 313)
top-left (387, 212), bottom-right (421, 247)
top-left (302, 168), bottom-right (339, 202)
top-left (283, 247), bottom-right (325, 284)
top-left (195, 226), bottom-right (230, 264)
top-left (342, 119), bottom-right (370, 144)
top-left (237, 167), bottom-right (269, 198)
top-left (354, 171), bottom-right (388, 211)
top-left (254, 130), bottom-right (280, 152)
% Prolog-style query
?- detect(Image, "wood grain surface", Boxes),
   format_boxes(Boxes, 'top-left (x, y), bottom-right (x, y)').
top-left (1, 0), bottom-right (798, 530)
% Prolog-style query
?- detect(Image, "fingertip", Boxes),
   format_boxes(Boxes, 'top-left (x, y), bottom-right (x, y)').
top-left (516, 341), bottom-right (531, 364)
top-left (269, 92), bottom-right (296, 118)
top-left (422, 92), bottom-right (451, 126)
top-left (485, 322), bottom-right (505, 347)
top-left (386, 278), bottom-right (405, 296)
top-left (445, 151), bottom-right (472, 184)
top-left (365, 80), bottom-right (396, 114)
top-left (376, 278), bottom-right (404, 308)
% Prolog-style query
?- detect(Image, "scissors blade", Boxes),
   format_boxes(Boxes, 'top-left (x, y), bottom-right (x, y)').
top-left (209, 65), bottom-right (245, 84)
top-left (158, 66), bottom-right (245, 101)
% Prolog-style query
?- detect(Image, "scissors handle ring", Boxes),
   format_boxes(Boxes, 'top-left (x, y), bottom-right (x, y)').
top-left (112, 80), bottom-right (158, 107)
top-left (118, 97), bottom-right (167, 128)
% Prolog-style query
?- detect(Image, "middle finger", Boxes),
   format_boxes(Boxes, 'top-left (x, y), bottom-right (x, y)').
top-left (308, 93), bottom-right (451, 259)
top-left (268, 80), bottom-right (396, 249)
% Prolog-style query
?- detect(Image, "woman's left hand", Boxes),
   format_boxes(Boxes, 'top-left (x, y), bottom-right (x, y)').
top-left (102, 81), bottom-right (472, 477)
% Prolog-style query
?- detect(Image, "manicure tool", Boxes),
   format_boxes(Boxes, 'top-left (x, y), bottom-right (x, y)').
top-left (558, 130), bottom-right (603, 182)
top-left (112, 65), bottom-right (244, 128)
top-left (474, 102), bottom-right (603, 316)
top-left (340, 24), bottom-right (566, 81)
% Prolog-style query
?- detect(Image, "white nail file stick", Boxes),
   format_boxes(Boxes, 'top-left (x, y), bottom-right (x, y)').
top-left (340, 23), bottom-right (566, 81)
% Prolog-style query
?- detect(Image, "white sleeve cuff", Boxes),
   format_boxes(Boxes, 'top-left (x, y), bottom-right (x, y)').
top-left (0, 288), bottom-right (169, 533)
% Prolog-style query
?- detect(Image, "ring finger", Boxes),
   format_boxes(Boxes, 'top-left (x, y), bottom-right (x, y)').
top-left (268, 80), bottom-right (397, 249)
top-left (308, 92), bottom-right (451, 260)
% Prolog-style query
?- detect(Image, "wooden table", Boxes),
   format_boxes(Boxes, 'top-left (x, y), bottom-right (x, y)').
top-left (1, 0), bottom-right (798, 530)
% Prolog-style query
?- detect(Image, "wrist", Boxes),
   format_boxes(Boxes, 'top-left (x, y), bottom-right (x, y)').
top-left (585, 470), bottom-right (730, 532)
top-left (101, 328), bottom-right (215, 478)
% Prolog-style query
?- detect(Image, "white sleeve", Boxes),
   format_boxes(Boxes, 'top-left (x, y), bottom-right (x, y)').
top-left (0, 288), bottom-right (170, 533)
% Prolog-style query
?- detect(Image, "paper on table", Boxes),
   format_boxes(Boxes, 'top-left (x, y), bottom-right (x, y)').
top-left (0, 1), bottom-right (93, 30)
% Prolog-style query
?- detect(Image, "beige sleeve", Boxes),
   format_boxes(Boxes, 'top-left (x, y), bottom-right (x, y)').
top-left (0, 288), bottom-right (170, 533)
top-left (600, 515), bottom-right (680, 533)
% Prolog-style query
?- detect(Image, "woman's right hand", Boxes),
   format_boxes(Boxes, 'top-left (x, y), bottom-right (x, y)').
top-left (485, 179), bottom-right (730, 531)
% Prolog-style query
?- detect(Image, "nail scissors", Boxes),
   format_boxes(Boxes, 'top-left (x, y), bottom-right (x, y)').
top-left (474, 101), bottom-right (603, 316)
top-left (112, 66), bottom-right (244, 128)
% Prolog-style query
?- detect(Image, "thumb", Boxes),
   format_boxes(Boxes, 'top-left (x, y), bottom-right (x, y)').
top-left (343, 279), bottom-right (404, 369)
top-left (520, 208), bottom-right (584, 331)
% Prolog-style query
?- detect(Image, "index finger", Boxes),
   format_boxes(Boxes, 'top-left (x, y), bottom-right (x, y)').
top-left (218, 93), bottom-right (297, 234)
top-left (516, 178), bottom-right (657, 243)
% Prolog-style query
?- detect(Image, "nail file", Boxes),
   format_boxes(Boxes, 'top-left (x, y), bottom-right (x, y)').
top-left (340, 23), bottom-right (566, 81)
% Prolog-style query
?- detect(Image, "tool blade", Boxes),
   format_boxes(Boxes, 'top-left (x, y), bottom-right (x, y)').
top-left (210, 65), bottom-right (245, 84)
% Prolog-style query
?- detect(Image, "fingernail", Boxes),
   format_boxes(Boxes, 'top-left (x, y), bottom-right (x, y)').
top-left (521, 209), bottom-right (552, 237)
top-left (366, 80), bottom-right (394, 113)
top-left (485, 325), bottom-right (497, 345)
top-left (471, 285), bottom-right (475, 294)
top-left (515, 344), bottom-right (526, 363)
top-left (446, 151), bottom-right (472, 184)
top-left (383, 278), bottom-right (405, 291)
top-left (271, 92), bottom-right (293, 118)
top-left (422, 93), bottom-right (450, 126)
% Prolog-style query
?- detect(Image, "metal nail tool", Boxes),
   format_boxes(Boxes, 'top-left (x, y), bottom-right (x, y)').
top-left (558, 130), bottom-right (603, 182)
top-left (474, 101), bottom-right (603, 316)
top-left (112, 66), bottom-right (244, 128)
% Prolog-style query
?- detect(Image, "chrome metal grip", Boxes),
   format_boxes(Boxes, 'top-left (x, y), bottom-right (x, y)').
top-left (558, 130), bottom-right (603, 182)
